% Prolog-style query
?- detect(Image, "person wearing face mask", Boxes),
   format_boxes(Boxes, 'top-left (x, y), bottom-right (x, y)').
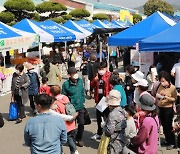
top-left (11, 64), bottom-right (30, 123)
top-left (156, 71), bottom-right (177, 150)
top-left (62, 67), bottom-right (85, 147)
top-left (90, 61), bottom-right (113, 140)
top-left (50, 85), bottom-right (79, 154)
top-left (68, 49), bottom-right (76, 68)
top-left (25, 62), bottom-right (40, 115)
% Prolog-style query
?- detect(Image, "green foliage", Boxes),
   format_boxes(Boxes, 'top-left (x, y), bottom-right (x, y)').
top-left (92, 13), bottom-right (109, 20)
top-left (69, 9), bottom-right (90, 19)
top-left (132, 14), bottom-right (142, 24)
top-left (50, 17), bottom-right (65, 24)
top-left (144, 0), bottom-right (174, 16)
top-left (0, 11), bottom-right (15, 23)
top-left (31, 13), bottom-right (41, 21)
top-left (62, 14), bottom-right (72, 20)
top-left (7, 21), bottom-right (17, 26)
top-left (36, 1), bottom-right (67, 14)
top-left (4, 0), bottom-right (35, 12)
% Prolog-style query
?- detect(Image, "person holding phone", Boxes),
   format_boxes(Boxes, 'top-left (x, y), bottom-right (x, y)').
top-left (156, 71), bottom-right (177, 150)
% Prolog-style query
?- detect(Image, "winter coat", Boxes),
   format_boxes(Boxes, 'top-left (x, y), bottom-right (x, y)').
top-left (11, 72), bottom-right (30, 104)
top-left (90, 71), bottom-right (112, 103)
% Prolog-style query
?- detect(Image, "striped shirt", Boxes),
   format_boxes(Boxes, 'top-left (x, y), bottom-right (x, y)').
top-left (15, 74), bottom-right (22, 90)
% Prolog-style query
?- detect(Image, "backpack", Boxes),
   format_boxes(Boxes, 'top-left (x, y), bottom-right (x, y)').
top-left (57, 95), bottom-right (76, 116)
top-left (65, 103), bottom-right (76, 116)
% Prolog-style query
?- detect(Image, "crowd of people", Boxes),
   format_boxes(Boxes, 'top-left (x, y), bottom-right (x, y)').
top-left (1, 43), bottom-right (178, 154)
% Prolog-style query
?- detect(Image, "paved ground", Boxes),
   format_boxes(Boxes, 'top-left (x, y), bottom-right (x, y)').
top-left (0, 92), bottom-right (179, 154)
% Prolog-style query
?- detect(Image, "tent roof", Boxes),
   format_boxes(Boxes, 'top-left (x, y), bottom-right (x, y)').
top-left (103, 20), bottom-right (120, 28)
top-left (108, 12), bottom-right (176, 46)
top-left (63, 20), bottom-right (92, 37)
top-left (92, 20), bottom-right (110, 28)
top-left (139, 22), bottom-right (180, 52)
top-left (0, 21), bottom-right (38, 52)
top-left (76, 19), bottom-right (98, 33)
top-left (14, 19), bottom-right (79, 42)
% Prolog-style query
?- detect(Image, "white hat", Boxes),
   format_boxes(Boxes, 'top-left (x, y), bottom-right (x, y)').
top-left (134, 79), bottom-right (148, 87)
top-left (107, 90), bottom-right (121, 106)
top-left (131, 71), bottom-right (144, 82)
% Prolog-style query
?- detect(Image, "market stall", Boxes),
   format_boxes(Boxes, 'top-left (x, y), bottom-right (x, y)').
top-left (0, 21), bottom-right (39, 94)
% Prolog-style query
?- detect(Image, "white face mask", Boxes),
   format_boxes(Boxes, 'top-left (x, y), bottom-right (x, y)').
top-left (51, 104), bottom-right (57, 110)
top-left (16, 70), bottom-right (19, 74)
top-left (73, 73), bottom-right (79, 80)
top-left (98, 70), bottom-right (106, 76)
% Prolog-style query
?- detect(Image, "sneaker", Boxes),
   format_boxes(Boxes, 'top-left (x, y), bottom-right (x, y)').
top-left (166, 145), bottom-right (175, 150)
top-left (91, 134), bottom-right (101, 140)
top-left (76, 141), bottom-right (84, 147)
top-left (74, 150), bottom-right (79, 154)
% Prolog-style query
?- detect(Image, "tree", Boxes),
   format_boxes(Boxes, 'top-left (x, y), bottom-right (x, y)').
top-left (0, 11), bottom-right (15, 23)
top-left (144, 0), bottom-right (174, 16)
top-left (92, 13), bottom-right (109, 20)
top-left (69, 8), bottom-right (90, 19)
top-left (36, 1), bottom-right (67, 18)
top-left (50, 17), bottom-right (65, 24)
top-left (62, 14), bottom-right (72, 20)
top-left (4, 0), bottom-right (35, 21)
top-left (132, 14), bottom-right (142, 24)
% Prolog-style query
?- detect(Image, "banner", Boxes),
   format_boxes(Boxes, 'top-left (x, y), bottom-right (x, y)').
top-left (120, 10), bottom-right (133, 23)
top-left (131, 49), bottom-right (154, 76)
top-left (0, 34), bottom-right (39, 52)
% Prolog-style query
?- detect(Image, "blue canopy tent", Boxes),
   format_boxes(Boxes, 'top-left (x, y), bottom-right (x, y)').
top-left (108, 12), bottom-right (176, 46)
top-left (103, 20), bottom-right (120, 28)
top-left (111, 20), bottom-right (125, 28)
top-left (92, 19), bottom-right (111, 28)
top-left (139, 22), bottom-right (180, 52)
top-left (63, 20), bottom-right (92, 37)
top-left (14, 19), bottom-right (79, 42)
top-left (0, 21), bottom-right (38, 53)
top-left (76, 19), bottom-right (98, 33)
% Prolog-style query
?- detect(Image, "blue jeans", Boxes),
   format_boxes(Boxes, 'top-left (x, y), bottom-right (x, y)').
top-left (127, 93), bottom-right (133, 105)
top-left (68, 130), bottom-right (77, 154)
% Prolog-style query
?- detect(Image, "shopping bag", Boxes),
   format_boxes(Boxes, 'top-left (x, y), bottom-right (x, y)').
top-left (9, 102), bottom-right (18, 121)
top-left (84, 108), bottom-right (91, 125)
top-left (97, 133), bottom-right (110, 154)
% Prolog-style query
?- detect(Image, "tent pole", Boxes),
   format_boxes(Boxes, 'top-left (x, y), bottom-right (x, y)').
top-left (107, 46), bottom-right (110, 71)
top-left (100, 41), bottom-right (102, 62)
top-left (65, 42), bottom-right (67, 52)
top-left (39, 42), bottom-right (42, 61)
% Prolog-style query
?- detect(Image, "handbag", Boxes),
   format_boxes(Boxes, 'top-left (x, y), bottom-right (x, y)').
top-left (98, 133), bottom-right (110, 154)
top-left (127, 143), bottom-right (138, 153)
top-left (9, 102), bottom-right (18, 121)
top-left (84, 108), bottom-right (91, 125)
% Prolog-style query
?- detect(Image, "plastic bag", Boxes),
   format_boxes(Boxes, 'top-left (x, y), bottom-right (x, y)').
top-left (98, 133), bottom-right (110, 154)
top-left (9, 102), bottom-right (18, 121)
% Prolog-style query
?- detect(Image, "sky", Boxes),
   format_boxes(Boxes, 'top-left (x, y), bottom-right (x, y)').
top-left (83, 0), bottom-right (180, 8)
